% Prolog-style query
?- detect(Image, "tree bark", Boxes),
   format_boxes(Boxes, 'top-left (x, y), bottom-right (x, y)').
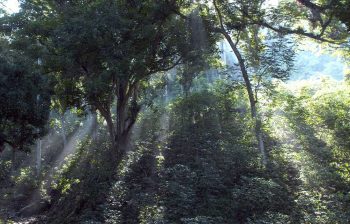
top-left (105, 111), bottom-right (117, 151)
top-left (96, 79), bottom-right (140, 161)
top-left (116, 98), bottom-right (127, 141)
top-left (116, 80), bottom-right (129, 153)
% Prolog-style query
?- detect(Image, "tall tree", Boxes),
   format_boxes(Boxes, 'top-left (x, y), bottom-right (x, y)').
top-left (6, 0), bottom-right (215, 160)
top-left (209, 0), bottom-right (295, 166)
top-left (0, 39), bottom-right (51, 155)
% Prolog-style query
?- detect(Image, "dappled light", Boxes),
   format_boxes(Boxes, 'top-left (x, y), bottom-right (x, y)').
top-left (1, 0), bottom-right (350, 223)
top-left (51, 114), bottom-right (95, 170)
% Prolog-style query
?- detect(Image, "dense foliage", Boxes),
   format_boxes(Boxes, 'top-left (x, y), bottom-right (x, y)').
top-left (0, 39), bottom-right (51, 153)
top-left (0, 0), bottom-right (350, 223)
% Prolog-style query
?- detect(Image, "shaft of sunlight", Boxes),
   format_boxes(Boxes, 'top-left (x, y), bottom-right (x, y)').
top-left (52, 114), bottom-right (94, 168)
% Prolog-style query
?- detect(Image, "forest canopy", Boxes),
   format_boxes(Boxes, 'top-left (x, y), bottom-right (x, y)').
top-left (0, 0), bottom-right (350, 223)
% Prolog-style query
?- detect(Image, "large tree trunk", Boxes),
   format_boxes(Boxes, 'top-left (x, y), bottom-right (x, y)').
top-left (116, 98), bottom-right (127, 144)
top-left (96, 80), bottom-right (140, 159)
top-left (104, 111), bottom-right (117, 151)
top-left (214, 0), bottom-right (268, 166)
top-left (115, 81), bottom-right (140, 152)
top-left (116, 80), bottom-right (130, 154)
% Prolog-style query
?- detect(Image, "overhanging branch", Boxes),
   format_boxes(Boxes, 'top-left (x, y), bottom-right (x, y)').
top-left (258, 21), bottom-right (345, 44)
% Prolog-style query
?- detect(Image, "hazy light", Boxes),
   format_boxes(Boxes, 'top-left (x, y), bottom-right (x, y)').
top-left (268, 0), bottom-right (279, 6)
top-left (2, 0), bottom-right (19, 13)
top-left (53, 115), bottom-right (94, 168)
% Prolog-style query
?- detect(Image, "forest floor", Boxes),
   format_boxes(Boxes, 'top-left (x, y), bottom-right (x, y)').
top-left (0, 204), bottom-right (46, 224)
top-left (0, 183), bottom-right (45, 223)
top-left (0, 110), bottom-right (341, 223)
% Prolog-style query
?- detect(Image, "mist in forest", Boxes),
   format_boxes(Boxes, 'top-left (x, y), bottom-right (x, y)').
top-left (1, 0), bottom-right (350, 223)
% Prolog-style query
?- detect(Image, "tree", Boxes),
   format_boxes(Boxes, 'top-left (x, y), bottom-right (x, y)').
top-left (7, 0), bottom-right (214, 160)
top-left (195, 0), bottom-right (350, 167)
top-left (0, 39), bottom-right (51, 155)
top-left (206, 0), bottom-right (295, 166)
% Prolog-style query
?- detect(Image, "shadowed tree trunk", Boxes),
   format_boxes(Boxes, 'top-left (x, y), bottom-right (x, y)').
top-left (95, 78), bottom-right (141, 162)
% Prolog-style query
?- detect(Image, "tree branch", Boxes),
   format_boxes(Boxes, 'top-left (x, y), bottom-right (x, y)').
top-left (296, 0), bottom-right (325, 11)
top-left (213, 0), bottom-right (225, 31)
top-left (258, 21), bottom-right (344, 44)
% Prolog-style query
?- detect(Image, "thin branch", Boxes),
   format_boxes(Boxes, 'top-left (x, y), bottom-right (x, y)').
top-left (319, 14), bottom-right (333, 37)
top-left (258, 21), bottom-right (345, 44)
top-left (213, 0), bottom-right (225, 31)
top-left (81, 65), bottom-right (88, 75)
top-left (151, 56), bottom-right (183, 73)
top-left (234, 30), bottom-right (241, 46)
top-left (296, 0), bottom-right (326, 11)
